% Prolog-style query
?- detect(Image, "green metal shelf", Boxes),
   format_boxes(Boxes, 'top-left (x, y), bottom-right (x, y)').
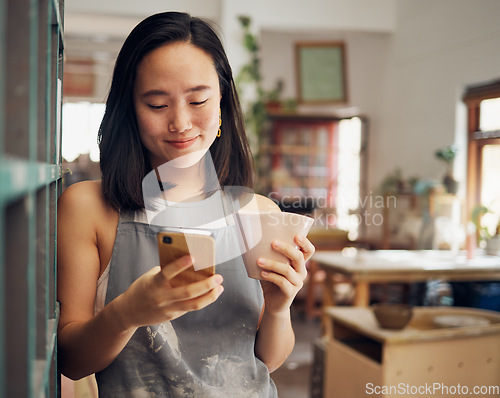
top-left (1, 0), bottom-right (64, 396)
top-left (0, 0), bottom-right (6, 394)
top-left (0, 157), bottom-right (62, 205)
top-left (33, 304), bottom-right (59, 398)
top-left (51, 0), bottom-right (64, 47)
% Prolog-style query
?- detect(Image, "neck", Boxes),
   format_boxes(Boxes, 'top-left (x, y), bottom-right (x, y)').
top-left (156, 162), bottom-right (205, 202)
top-left (153, 152), bottom-right (221, 202)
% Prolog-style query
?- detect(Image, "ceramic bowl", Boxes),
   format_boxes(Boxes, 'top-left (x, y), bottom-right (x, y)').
top-left (372, 303), bottom-right (413, 330)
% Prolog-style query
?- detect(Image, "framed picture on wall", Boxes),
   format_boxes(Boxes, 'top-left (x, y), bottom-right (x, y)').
top-left (295, 42), bottom-right (348, 104)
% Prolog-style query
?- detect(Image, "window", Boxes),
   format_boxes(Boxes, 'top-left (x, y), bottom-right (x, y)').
top-left (480, 145), bottom-right (500, 234)
top-left (463, 80), bottom-right (500, 236)
top-left (336, 116), bottom-right (363, 239)
top-left (62, 102), bottom-right (105, 162)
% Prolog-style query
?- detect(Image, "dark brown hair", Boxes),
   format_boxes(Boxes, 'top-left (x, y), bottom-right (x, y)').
top-left (98, 12), bottom-right (254, 211)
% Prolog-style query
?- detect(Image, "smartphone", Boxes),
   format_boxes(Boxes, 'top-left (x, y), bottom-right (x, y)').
top-left (157, 227), bottom-right (216, 288)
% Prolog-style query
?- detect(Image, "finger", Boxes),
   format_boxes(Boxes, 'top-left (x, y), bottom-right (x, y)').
top-left (271, 240), bottom-right (305, 274)
top-left (169, 274), bottom-right (224, 302)
top-left (258, 258), bottom-right (303, 287)
top-left (160, 255), bottom-right (194, 281)
top-left (170, 284), bottom-right (224, 313)
top-left (260, 269), bottom-right (296, 295)
top-left (295, 236), bottom-right (315, 261)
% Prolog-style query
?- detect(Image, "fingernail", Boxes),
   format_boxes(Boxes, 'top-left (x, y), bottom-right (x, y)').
top-left (217, 285), bottom-right (224, 294)
top-left (215, 274), bottom-right (223, 284)
top-left (258, 258), bottom-right (266, 265)
top-left (296, 236), bottom-right (304, 243)
top-left (272, 241), bottom-right (281, 248)
top-left (184, 255), bottom-right (193, 265)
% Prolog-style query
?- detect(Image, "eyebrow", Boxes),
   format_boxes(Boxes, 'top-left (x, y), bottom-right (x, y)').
top-left (141, 85), bottom-right (212, 98)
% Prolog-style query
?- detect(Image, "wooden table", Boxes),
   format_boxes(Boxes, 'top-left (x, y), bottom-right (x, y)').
top-left (312, 249), bottom-right (500, 308)
top-left (322, 306), bottom-right (500, 397)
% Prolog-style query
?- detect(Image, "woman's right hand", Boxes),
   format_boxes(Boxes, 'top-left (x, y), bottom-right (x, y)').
top-left (114, 255), bottom-right (224, 330)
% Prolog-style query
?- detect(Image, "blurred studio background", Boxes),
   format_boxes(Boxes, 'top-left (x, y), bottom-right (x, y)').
top-left (1, 0), bottom-right (500, 397)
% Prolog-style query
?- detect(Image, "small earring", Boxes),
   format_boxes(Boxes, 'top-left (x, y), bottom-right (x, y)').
top-left (217, 109), bottom-right (222, 137)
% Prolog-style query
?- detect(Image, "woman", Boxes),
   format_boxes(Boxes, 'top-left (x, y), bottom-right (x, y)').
top-left (57, 11), bottom-right (314, 397)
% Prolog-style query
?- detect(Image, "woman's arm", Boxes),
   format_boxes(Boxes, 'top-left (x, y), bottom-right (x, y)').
top-left (251, 195), bottom-right (316, 372)
top-left (57, 181), bottom-right (129, 379)
top-left (254, 236), bottom-right (315, 372)
top-left (57, 182), bottom-right (224, 380)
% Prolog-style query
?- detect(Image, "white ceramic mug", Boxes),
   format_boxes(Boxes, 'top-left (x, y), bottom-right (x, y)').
top-left (235, 212), bottom-right (314, 279)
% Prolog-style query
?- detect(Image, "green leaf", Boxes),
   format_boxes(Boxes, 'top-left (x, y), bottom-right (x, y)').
top-left (238, 15), bottom-right (251, 28)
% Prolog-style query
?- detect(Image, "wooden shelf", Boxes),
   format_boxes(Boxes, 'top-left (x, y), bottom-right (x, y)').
top-left (264, 114), bottom-right (340, 203)
top-left (267, 145), bottom-right (330, 155)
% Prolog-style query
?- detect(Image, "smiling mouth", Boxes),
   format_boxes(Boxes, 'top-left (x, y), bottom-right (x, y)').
top-left (167, 136), bottom-right (197, 144)
top-left (166, 136), bottom-right (199, 148)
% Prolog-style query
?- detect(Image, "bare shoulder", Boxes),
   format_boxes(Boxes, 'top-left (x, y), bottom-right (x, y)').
top-left (58, 180), bottom-right (117, 228)
top-left (59, 180), bottom-right (104, 207)
top-left (58, 180), bottom-right (118, 276)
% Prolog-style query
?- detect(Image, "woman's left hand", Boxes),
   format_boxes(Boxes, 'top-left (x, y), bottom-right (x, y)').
top-left (258, 235), bottom-right (315, 315)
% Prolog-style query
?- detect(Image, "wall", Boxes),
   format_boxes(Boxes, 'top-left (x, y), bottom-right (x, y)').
top-left (64, 0), bottom-right (396, 103)
top-left (254, 0), bottom-right (500, 192)
top-left (374, 0), bottom-right (500, 189)
top-left (259, 29), bottom-right (392, 122)
top-left (65, 0), bottom-right (221, 22)
top-left (219, 0), bottom-right (396, 75)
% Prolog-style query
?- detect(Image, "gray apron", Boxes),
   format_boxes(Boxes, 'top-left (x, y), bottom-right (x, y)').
top-left (95, 189), bottom-right (278, 398)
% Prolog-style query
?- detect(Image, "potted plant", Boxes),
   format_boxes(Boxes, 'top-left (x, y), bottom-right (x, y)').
top-left (472, 204), bottom-right (500, 255)
top-left (235, 16), bottom-right (297, 194)
top-left (488, 224), bottom-right (500, 255)
top-left (435, 144), bottom-right (459, 193)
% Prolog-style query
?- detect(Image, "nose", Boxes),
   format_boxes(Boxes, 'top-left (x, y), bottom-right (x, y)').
top-left (168, 105), bottom-right (192, 133)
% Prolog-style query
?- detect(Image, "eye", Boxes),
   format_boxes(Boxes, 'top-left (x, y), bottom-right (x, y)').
top-left (190, 99), bottom-right (208, 106)
top-left (148, 104), bottom-right (167, 110)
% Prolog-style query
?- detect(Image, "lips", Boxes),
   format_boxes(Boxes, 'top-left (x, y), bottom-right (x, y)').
top-left (166, 136), bottom-right (198, 149)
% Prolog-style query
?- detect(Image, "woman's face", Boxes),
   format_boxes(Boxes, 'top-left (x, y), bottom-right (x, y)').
top-left (133, 41), bottom-right (221, 169)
